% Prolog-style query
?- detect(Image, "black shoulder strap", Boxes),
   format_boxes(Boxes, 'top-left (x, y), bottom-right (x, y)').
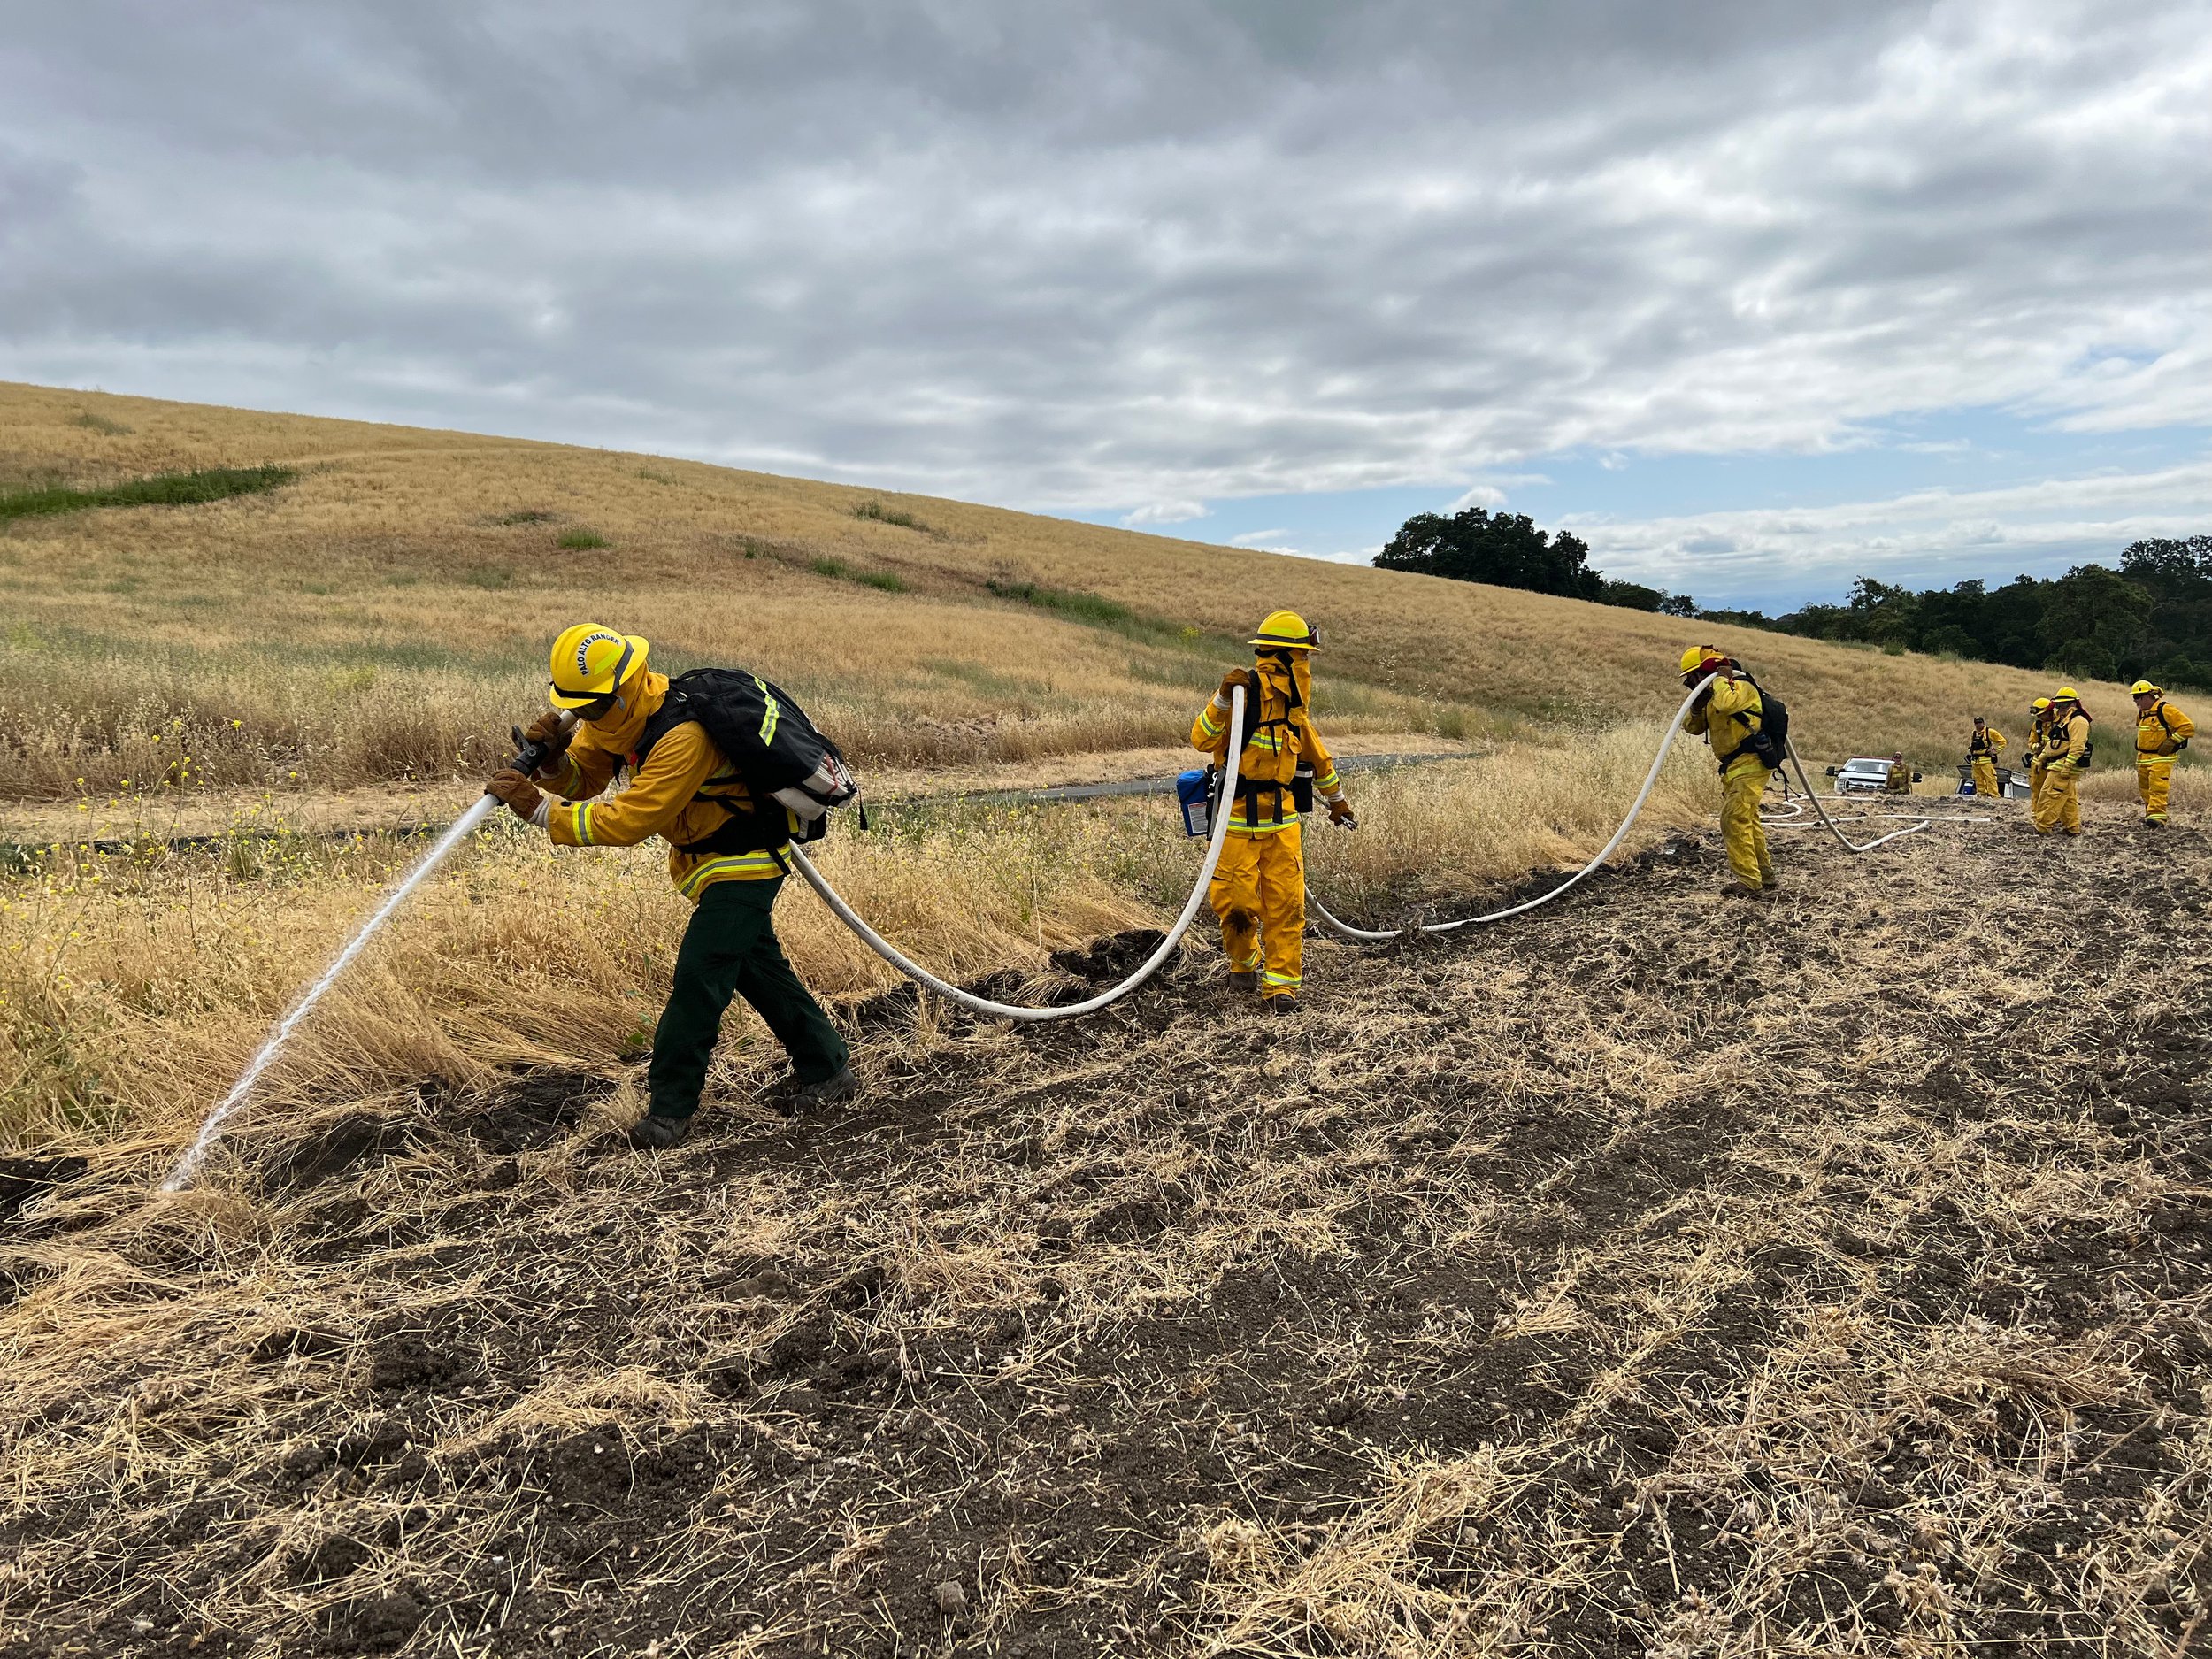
top-left (630, 683), bottom-right (693, 771)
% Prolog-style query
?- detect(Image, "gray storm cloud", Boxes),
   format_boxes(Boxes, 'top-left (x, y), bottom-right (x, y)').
top-left (2, 0), bottom-right (2208, 509)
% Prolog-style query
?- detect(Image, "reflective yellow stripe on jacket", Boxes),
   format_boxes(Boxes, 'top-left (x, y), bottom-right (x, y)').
top-left (544, 682), bottom-right (788, 899)
top-left (676, 849), bottom-right (788, 897)
top-left (2139, 699), bottom-right (2195, 757)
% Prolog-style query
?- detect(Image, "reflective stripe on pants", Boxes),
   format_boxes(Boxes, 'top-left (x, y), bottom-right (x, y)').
top-left (1210, 821), bottom-right (1306, 997)
top-left (2139, 757), bottom-right (2176, 823)
top-left (1721, 757), bottom-right (1775, 890)
top-left (2034, 766), bottom-right (2082, 834)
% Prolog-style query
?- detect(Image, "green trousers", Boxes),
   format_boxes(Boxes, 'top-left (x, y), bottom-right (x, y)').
top-left (649, 877), bottom-right (849, 1120)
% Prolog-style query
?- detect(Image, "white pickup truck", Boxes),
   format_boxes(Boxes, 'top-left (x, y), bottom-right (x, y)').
top-left (1825, 757), bottom-right (1914, 795)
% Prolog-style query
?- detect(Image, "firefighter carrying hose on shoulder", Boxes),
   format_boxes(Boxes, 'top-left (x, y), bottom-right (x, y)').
top-left (1968, 717), bottom-right (2006, 798)
top-left (483, 626), bottom-right (856, 1148)
top-left (2032, 687), bottom-right (2092, 837)
top-left (1192, 611), bottom-right (1355, 1012)
top-left (2025, 697), bottom-right (2054, 816)
top-left (1679, 646), bottom-right (1778, 898)
top-left (2133, 680), bottom-right (2195, 827)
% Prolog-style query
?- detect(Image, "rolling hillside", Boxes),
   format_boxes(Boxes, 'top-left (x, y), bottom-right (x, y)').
top-left (0, 380), bottom-right (2148, 803)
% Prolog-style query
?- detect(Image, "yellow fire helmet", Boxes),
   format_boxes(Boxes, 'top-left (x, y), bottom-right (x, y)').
top-left (2131, 679), bottom-right (2161, 696)
top-left (1677, 644), bottom-right (1725, 674)
top-left (2053, 686), bottom-right (2079, 703)
top-left (1249, 609), bottom-right (1320, 650)
top-left (548, 624), bottom-right (649, 710)
top-left (2031, 697), bottom-right (2051, 710)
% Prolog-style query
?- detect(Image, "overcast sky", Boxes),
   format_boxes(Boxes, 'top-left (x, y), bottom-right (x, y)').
top-left (4, 0), bottom-right (2208, 605)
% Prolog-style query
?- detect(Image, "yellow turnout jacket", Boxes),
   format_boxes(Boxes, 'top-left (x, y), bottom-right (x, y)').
top-left (1685, 673), bottom-right (1764, 772)
top-left (1191, 655), bottom-right (1342, 833)
top-left (537, 669), bottom-right (790, 898)
top-left (2137, 697), bottom-right (2195, 757)
top-left (2046, 710), bottom-right (2091, 770)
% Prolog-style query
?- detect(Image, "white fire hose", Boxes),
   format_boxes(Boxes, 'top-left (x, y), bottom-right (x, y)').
top-left (1309, 676), bottom-right (1933, 945)
top-left (787, 686), bottom-right (1247, 1021)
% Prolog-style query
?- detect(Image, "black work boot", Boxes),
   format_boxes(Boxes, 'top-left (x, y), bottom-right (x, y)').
top-left (1264, 995), bottom-right (1301, 1015)
top-left (628, 1112), bottom-right (694, 1151)
top-left (1227, 971), bottom-right (1259, 992)
top-left (792, 1064), bottom-right (860, 1111)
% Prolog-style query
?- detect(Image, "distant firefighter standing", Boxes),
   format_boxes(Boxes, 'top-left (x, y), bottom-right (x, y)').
top-left (2132, 680), bottom-right (2194, 827)
top-left (2032, 688), bottom-right (2093, 838)
top-left (2025, 697), bottom-right (2054, 816)
top-left (1968, 717), bottom-right (2006, 798)
top-left (1192, 611), bottom-right (1356, 1010)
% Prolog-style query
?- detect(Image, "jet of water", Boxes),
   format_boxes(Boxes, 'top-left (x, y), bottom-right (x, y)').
top-left (162, 793), bottom-right (502, 1193)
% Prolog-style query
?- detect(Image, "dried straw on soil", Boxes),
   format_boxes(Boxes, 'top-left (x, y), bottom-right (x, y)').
top-left (4, 799), bottom-right (2207, 1656)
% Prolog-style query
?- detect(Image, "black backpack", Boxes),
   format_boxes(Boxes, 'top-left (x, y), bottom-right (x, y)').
top-left (634, 668), bottom-right (861, 855)
top-left (1724, 668), bottom-right (1790, 770)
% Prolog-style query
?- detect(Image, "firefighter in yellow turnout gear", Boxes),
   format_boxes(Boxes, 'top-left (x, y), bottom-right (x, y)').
top-left (1191, 611), bottom-right (1355, 1011)
top-left (2025, 698), bottom-right (2054, 817)
top-left (2032, 688), bottom-right (2092, 837)
top-left (2133, 680), bottom-right (2195, 826)
top-left (483, 626), bottom-right (854, 1148)
top-left (1968, 717), bottom-right (2006, 798)
top-left (1679, 647), bottom-right (1777, 896)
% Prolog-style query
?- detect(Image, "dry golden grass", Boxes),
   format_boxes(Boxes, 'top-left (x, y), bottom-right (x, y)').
top-left (0, 379), bottom-right (2170, 805)
top-left (6, 380), bottom-right (2208, 1655)
top-left (3, 797), bottom-right (2205, 1656)
top-left (2, 733), bottom-right (1707, 1155)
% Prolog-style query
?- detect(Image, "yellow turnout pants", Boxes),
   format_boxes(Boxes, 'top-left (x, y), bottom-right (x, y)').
top-left (1210, 821), bottom-right (1306, 998)
top-left (1722, 757), bottom-right (1775, 890)
top-left (2033, 764), bottom-right (2082, 834)
top-left (2028, 762), bottom-right (2047, 817)
top-left (2139, 757), bottom-right (2176, 824)
top-left (1971, 757), bottom-right (1998, 797)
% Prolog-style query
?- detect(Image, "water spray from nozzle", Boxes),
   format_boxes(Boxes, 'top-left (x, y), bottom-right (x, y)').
top-left (161, 718), bottom-right (563, 1193)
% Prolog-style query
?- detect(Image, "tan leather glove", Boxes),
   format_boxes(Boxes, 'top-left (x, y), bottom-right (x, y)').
top-left (1217, 667), bottom-right (1253, 700)
top-left (1327, 796), bottom-right (1358, 830)
top-left (485, 769), bottom-right (545, 823)
top-left (522, 710), bottom-right (574, 772)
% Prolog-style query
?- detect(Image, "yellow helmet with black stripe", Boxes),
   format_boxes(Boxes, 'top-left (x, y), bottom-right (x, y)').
top-left (1248, 610), bottom-right (1319, 651)
top-left (549, 624), bottom-right (649, 710)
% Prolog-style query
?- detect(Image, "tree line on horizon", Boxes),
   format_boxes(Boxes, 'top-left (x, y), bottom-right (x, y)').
top-left (1374, 509), bottom-right (2212, 692)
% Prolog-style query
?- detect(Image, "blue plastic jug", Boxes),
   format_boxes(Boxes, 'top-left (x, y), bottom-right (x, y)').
top-left (1176, 769), bottom-right (1214, 838)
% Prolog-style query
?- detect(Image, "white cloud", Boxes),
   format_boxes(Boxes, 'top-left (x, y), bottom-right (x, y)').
top-left (1446, 484), bottom-right (1508, 512)
top-left (1229, 527), bottom-right (1292, 546)
top-left (0, 0), bottom-right (2207, 515)
top-left (1576, 453), bottom-right (2212, 604)
top-left (1121, 500), bottom-right (1210, 526)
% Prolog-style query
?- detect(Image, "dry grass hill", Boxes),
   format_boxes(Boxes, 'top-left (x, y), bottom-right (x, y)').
top-left (0, 379), bottom-right (2153, 804)
top-left (3, 381), bottom-right (2208, 1657)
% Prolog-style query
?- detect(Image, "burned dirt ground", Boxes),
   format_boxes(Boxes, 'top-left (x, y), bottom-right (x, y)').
top-left (3, 805), bottom-right (2208, 1657)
